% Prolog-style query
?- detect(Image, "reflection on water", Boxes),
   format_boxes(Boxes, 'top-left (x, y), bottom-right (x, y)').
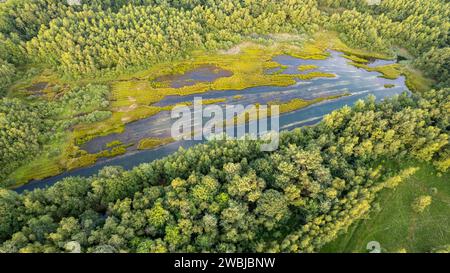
top-left (16, 50), bottom-right (410, 193)
top-left (366, 58), bottom-right (396, 67)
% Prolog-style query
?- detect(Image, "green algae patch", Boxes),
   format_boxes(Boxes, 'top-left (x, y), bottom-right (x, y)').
top-left (270, 93), bottom-right (350, 114)
top-left (154, 64), bottom-right (233, 88)
top-left (159, 98), bottom-right (228, 110)
top-left (298, 65), bottom-right (319, 71)
top-left (138, 138), bottom-right (174, 150)
top-left (342, 54), bottom-right (369, 63)
top-left (284, 42), bottom-right (330, 60)
top-left (106, 140), bottom-right (123, 148)
top-left (66, 145), bottom-right (128, 172)
top-left (399, 66), bottom-right (434, 93)
top-left (297, 71), bottom-right (336, 80)
top-left (73, 105), bottom-right (161, 145)
top-left (65, 153), bottom-right (98, 171)
top-left (7, 134), bottom-right (131, 188)
top-left (267, 64), bottom-right (288, 75)
top-left (98, 145), bottom-right (128, 158)
top-left (369, 64), bottom-right (402, 80)
top-left (270, 98), bottom-right (312, 114)
top-left (351, 62), bottom-right (402, 79)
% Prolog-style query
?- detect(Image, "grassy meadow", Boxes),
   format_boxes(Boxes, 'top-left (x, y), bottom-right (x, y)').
top-left (322, 163), bottom-right (450, 253)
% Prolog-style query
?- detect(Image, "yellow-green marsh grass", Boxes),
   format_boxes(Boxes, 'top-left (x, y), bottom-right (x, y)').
top-left (138, 138), bottom-right (174, 150)
top-left (298, 65), bottom-right (319, 71)
top-left (270, 93), bottom-right (350, 114)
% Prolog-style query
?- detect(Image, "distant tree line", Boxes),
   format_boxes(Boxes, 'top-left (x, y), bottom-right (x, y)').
top-left (327, 0), bottom-right (449, 82)
top-left (0, 1), bottom-right (448, 84)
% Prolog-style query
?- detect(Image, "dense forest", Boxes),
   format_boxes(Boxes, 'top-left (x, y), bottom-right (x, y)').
top-left (1, 0), bottom-right (448, 79)
top-left (0, 0), bottom-right (449, 252)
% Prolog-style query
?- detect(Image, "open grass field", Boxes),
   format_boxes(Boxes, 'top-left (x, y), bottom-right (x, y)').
top-left (321, 163), bottom-right (450, 253)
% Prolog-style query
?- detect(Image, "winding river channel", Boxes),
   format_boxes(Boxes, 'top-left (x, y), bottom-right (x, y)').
top-left (16, 50), bottom-right (410, 193)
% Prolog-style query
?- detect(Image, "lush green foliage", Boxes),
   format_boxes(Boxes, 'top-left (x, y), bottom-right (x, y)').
top-left (57, 84), bottom-right (110, 117)
top-left (22, 0), bottom-right (321, 77)
top-left (326, 0), bottom-right (449, 58)
top-left (328, 10), bottom-right (393, 53)
top-left (415, 47), bottom-right (450, 88)
top-left (0, 58), bottom-right (15, 96)
top-left (1, 0), bottom-right (448, 82)
top-left (0, 89), bottom-right (447, 252)
top-left (54, 85), bottom-right (111, 130)
top-left (0, 0), bottom-right (73, 65)
top-left (0, 99), bottom-right (52, 181)
top-left (0, 84), bottom-right (110, 182)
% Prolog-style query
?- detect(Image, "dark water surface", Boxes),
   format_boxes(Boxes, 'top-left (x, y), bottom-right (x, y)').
top-left (155, 64), bottom-right (233, 88)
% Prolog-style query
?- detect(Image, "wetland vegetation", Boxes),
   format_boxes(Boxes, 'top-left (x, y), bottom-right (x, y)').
top-left (5, 37), bottom-right (422, 188)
